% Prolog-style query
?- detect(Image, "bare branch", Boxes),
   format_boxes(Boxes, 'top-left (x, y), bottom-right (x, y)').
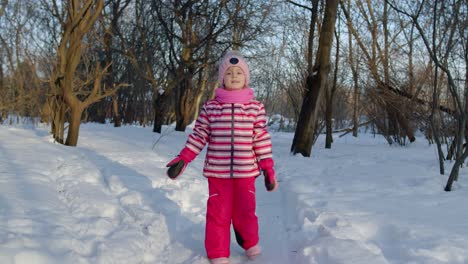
top-left (0, 0), bottom-right (7, 17)
top-left (285, 0), bottom-right (313, 12)
top-left (386, 0), bottom-right (463, 113)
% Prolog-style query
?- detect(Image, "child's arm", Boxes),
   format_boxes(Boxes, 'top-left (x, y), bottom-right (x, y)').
top-left (253, 103), bottom-right (278, 191)
top-left (166, 104), bottom-right (211, 179)
top-left (252, 103), bottom-right (272, 160)
top-left (185, 104), bottom-right (211, 155)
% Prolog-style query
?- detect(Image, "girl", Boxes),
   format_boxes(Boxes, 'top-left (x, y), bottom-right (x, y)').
top-left (166, 50), bottom-right (278, 264)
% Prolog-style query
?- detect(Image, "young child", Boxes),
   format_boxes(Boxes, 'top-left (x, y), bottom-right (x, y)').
top-left (166, 50), bottom-right (278, 264)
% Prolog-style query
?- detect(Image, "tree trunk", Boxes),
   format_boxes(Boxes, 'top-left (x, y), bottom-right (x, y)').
top-left (153, 93), bottom-right (168, 133)
top-left (51, 96), bottom-right (66, 144)
top-left (105, 3), bottom-right (122, 127)
top-left (352, 74), bottom-right (359, 137)
top-left (445, 164), bottom-right (460, 191)
top-left (325, 91), bottom-right (333, 148)
top-left (193, 68), bottom-right (208, 120)
top-left (47, 0), bottom-right (115, 147)
top-left (65, 104), bottom-right (84, 146)
top-left (175, 75), bottom-right (194, 131)
top-left (446, 136), bottom-right (458, 161)
top-left (325, 67), bottom-right (334, 149)
top-left (396, 110), bottom-right (416, 142)
top-left (429, 0), bottom-right (445, 174)
top-left (291, 0), bottom-right (339, 157)
top-left (445, 142), bottom-right (468, 191)
top-left (56, 106), bottom-right (66, 144)
top-left (347, 2), bottom-right (360, 138)
top-left (112, 94), bottom-right (121, 127)
top-left (307, 0), bottom-right (320, 74)
top-left (292, 76), bottom-right (320, 156)
top-left (325, 28), bottom-right (341, 149)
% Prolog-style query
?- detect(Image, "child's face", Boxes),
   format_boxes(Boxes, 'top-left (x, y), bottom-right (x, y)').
top-left (223, 66), bottom-right (246, 90)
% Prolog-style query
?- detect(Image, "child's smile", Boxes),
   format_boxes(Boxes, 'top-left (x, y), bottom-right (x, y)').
top-left (223, 66), bottom-right (246, 90)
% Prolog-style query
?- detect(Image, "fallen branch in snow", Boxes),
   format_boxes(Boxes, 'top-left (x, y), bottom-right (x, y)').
top-left (152, 126), bottom-right (174, 150)
top-left (338, 119), bottom-right (375, 138)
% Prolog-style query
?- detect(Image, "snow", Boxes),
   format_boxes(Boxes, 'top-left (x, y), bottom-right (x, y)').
top-left (0, 123), bottom-right (467, 264)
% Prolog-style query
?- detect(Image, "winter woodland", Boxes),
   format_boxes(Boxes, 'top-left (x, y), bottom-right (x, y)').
top-left (0, 0), bottom-right (467, 263)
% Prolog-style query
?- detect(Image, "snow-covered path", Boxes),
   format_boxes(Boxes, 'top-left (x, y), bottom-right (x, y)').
top-left (0, 126), bottom-right (175, 263)
top-left (77, 124), bottom-right (298, 263)
top-left (1, 123), bottom-right (468, 264)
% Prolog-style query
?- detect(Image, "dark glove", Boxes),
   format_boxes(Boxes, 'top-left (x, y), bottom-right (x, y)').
top-left (166, 147), bottom-right (196, 179)
top-left (258, 158), bottom-right (278, 192)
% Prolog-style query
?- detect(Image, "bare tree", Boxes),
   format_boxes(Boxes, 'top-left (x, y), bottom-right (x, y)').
top-left (47, 0), bottom-right (124, 146)
top-left (150, 0), bottom-right (272, 132)
top-left (346, 0), bottom-right (360, 137)
top-left (340, 0), bottom-right (416, 145)
top-left (291, 0), bottom-right (339, 156)
top-left (112, 0), bottom-right (180, 132)
top-left (154, 0), bottom-right (227, 132)
top-left (96, 0), bottom-right (131, 127)
top-left (324, 24), bottom-right (341, 148)
top-left (387, 0), bottom-right (467, 191)
top-left (427, 0), bottom-right (446, 175)
top-left (0, 0), bottom-right (45, 123)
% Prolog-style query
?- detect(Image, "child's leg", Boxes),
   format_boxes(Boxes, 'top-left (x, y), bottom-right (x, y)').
top-left (232, 177), bottom-right (259, 250)
top-left (205, 177), bottom-right (234, 259)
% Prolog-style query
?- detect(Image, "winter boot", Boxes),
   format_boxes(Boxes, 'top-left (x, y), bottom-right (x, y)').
top-left (245, 244), bottom-right (261, 260)
top-left (209, 257), bottom-right (229, 264)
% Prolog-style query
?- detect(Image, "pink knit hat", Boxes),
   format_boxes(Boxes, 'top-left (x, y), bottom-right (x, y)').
top-left (218, 50), bottom-right (250, 88)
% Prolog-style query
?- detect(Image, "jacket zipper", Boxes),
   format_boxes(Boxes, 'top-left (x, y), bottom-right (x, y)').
top-left (230, 103), bottom-right (234, 178)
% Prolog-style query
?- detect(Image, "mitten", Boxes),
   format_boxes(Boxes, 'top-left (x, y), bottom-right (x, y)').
top-left (166, 147), bottom-right (197, 179)
top-left (258, 158), bottom-right (278, 192)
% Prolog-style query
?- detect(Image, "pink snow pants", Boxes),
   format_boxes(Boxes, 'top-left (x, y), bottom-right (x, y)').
top-left (205, 177), bottom-right (259, 259)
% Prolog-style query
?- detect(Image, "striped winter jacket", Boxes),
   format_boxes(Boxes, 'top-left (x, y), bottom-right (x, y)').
top-left (185, 99), bottom-right (273, 178)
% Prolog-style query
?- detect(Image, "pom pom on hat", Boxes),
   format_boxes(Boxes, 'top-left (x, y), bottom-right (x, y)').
top-left (218, 50), bottom-right (250, 88)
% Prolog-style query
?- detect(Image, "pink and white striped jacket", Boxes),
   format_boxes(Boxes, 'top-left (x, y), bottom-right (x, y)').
top-left (185, 99), bottom-right (273, 178)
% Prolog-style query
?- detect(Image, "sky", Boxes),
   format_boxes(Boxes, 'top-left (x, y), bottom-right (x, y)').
top-left (0, 121), bottom-right (467, 264)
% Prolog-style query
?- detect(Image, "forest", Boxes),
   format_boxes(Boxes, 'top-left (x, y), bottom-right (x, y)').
top-left (0, 0), bottom-right (466, 191)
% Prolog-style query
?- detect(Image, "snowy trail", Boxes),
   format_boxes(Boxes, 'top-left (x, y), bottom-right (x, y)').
top-left (0, 128), bottom-right (81, 264)
top-left (143, 128), bottom-right (296, 263)
top-left (1, 124), bottom-right (468, 264)
top-left (101, 125), bottom-right (296, 263)
top-left (253, 178), bottom-right (291, 263)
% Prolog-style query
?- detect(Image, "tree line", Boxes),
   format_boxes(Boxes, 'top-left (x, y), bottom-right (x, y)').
top-left (0, 0), bottom-right (466, 191)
